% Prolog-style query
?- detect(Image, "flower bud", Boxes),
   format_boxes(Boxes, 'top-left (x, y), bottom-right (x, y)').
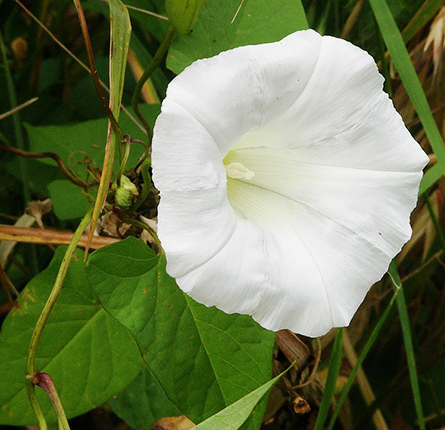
top-left (165, 0), bottom-right (206, 35)
top-left (112, 175), bottom-right (138, 208)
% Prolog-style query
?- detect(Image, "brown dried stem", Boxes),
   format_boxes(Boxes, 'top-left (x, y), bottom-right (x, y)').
top-left (0, 225), bottom-right (119, 249)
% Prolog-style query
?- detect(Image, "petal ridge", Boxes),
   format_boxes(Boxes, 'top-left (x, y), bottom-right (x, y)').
top-left (230, 178), bottom-right (407, 258)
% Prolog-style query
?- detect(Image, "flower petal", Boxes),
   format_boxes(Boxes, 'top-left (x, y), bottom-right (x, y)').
top-left (160, 30), bottom-right (323, 156)
top-left (152, 30), bottom-right (428, 337)
top-left (233, 35), bottom-right (427, 174)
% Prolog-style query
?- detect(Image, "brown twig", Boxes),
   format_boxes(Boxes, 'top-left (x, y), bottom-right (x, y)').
top-left (0, 225), bottom-right (119, 249)
top-left (0, 97), bottom-right (39, 121)
top-left (0, 263), bottom-right (17, 310)
top-left (0, 300), bottom-right (17, 314)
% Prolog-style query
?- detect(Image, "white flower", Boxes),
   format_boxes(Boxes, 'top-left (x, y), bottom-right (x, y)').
top-left (152, 30), bottom-right (429, 337)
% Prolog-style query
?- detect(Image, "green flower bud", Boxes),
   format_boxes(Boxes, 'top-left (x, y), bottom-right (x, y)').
top-left (112, 175), bottom-right (138, 208)
top-left (166, 0), bottom-right (206, 35)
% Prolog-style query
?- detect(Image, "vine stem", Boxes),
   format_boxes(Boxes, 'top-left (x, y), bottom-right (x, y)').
top-left (131, 25), bottom-right (176, 144)
top-left (71, 0), bottom-right (123, 142)
top-left (28, 373), bottom-right (71, 430)
top-left (0, 143), bottom-right (94, 188)
top-left (26, 207), bottom-right (93, 429)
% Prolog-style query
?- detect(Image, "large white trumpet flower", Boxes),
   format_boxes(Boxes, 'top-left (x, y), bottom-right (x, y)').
top-left (152, 30), bottom-right (429, 337)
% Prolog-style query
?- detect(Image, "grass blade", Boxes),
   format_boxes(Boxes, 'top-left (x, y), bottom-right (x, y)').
top-left (314, 328), bottom-right (343, 430)
top-left (194, 363), bottom-right (294, 430)
top-left (342, 331), bottom-right (389, 430)
top-left (419, 163), bottom-right (441, 195)
top-left (327, 280), bottom-right (400, 430)
top-left (424, 193), bottom-right (445, 252)
top-left (84, 0), bottom-right (132, 255)
top-left (388, 261), bottom-right (426, 430)
top-left (402, 0), bottom-right (444, 44)
top-left (369, 0), bottom-right (445, 191)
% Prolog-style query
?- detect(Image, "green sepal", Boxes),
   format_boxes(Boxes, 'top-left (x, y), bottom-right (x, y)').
top-left (112, 175), bottom-right (138, 207)
top-left (166, 0), bottom-right (206, 35)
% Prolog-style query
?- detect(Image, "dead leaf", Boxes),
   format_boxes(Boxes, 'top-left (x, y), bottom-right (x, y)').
top-left (26, 199), bottom-right (52, 228)
top-left (152, 415), bottom-right (196, 430)
top-left (101, 211), bottom-right (131, 237)
top-left (293, 394), bottom-right (311, 414)
top-left (275, 330), bottom-right (310, 373)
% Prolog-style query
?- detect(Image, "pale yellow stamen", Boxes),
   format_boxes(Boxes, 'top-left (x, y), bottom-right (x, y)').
top-left (225, 162), bottom-right (255, 180)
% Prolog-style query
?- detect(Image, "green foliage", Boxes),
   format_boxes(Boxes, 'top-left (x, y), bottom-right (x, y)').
top-left (0, 247), bottom-right (143, 426)
top-left (314, 328), bottom-right (343, 430)
top-left (1, 0), bottom-right (444, 429)
top-left (109, 366), bottom-right (182, 430)
top-left (87, 238), bottom-right (275, 428)
top-left (369, 0), bottom-right (445, 193)
top-left (165, 0), bottom-right (206, 35)
top-left (47, 180), bottom-right (91, 220)
top-left (25, 105), bottom-right (159, 170)
top-left (391, 262), bottom-right (426, 430)
top-left (109, 0), bottom-right (132, 117)
top-left (193, 365), bottom-right (293, 430)
top-left (167, 0), bottom-right (308, 74)
top-left (24, 104), bottom-right (159, 219)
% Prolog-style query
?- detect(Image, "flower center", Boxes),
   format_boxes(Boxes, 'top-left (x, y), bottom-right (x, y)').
top-left (224, 162), bottom-right (255, 180)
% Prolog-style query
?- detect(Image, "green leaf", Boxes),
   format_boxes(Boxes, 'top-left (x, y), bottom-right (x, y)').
top-left (25, 105), bottom-right (160, 171)
top-left (47, 180), bottom-right (91, 220)
top-left (369, 0), bottom-right (445, 192)
top-left (86, 237), bottom-right (275, 428)
top-left (194, 365), bottom-right (292, 430)
top-left (167, 0), bottom-right (308, 74)
top-left (109, 366), bottom-right (182, 430)
top-left (5, 158), bottom-right (65, 196)
top-left (0, 247), bottom-right (143, 426)
top-left (24, 105), bottom-right (160, 220)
